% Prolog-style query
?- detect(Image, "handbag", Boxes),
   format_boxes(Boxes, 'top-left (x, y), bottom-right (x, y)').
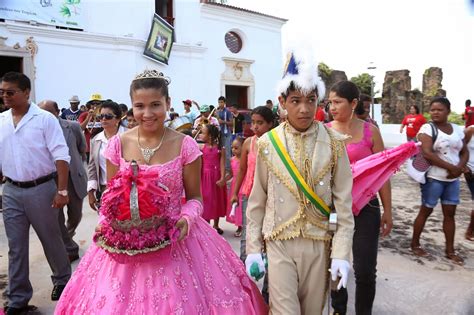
top-left (406, 122), bottom-right (438, 184)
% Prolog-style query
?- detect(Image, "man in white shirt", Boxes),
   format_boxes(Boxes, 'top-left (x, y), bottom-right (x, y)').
top-left (0, 72), bottom-right (71, 314)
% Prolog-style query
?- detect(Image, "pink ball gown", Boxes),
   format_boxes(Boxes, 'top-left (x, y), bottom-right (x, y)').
top-left (54, 135), bottom-right (267, 315)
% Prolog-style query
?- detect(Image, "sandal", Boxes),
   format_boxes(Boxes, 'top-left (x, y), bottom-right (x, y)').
top-left (411, 246), bottom-right (429, 257)
top-left (466, 231), bottom-right (474, 241)
top-left (445, 252), bottom-right (464, 265)
top-left (234, 228), bottom-right (242, 238)
top-left (214, 227), bottom-right (224, 235)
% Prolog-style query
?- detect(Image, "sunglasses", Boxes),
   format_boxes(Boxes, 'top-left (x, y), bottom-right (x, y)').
top-left (0, 89), bottom-right (22, 97)
top-left (97, 113), bottom-right (116, 120)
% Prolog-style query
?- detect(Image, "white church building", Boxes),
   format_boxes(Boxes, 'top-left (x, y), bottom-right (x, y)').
top-left (0, 0), bottom-right (286, 111)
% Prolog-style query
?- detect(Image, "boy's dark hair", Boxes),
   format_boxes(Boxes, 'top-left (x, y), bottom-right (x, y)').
top-left (231, 103), bottom-right (239, 108)
top-left (466, 99), bottom-right (472, 107)
top-left (251, 106), bottom-right (274, 125)
top-left (329, 80), bottom-right (360, 103)
top-left (280, 81), bottom-right (319, 100)
top-left (119, 103), bottom-right (128, 113)
top-left (430, 97), bottom-right (451, 111)
top-left (2, 72), bottom-right (31, 91)
top-left (266, 99), bottom-right (273, 105)
top-left (218, 96), bottom-right (226, 103)
top-left (126, 108), bottom-right (134, 117)
top-left (130, 77), bottom-right (169, 99)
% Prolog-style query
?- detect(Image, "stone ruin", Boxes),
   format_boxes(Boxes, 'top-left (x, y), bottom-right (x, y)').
top-left (381, 67), bottom-right (445, 123)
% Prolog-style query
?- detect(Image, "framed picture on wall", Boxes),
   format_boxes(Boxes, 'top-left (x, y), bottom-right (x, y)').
top-left (143, 14), bottom-right (174, 65)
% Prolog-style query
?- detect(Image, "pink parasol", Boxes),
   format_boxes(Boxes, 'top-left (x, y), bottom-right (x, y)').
top-left (350, 141), bottom-right (419, 215)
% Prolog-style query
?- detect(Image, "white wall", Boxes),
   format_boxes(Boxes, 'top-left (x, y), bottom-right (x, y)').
top-left (0, 0), bottom-right (284, 113)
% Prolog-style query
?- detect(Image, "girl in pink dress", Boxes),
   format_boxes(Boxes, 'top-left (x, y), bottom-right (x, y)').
top-left (230, 106), bottom-right (275, 262)
top-left (226, 137), bottom-right (244, 237)
top-left (54, 70), bottom-right (267, 314)
top-left (200, 124), bottom-right (227, 234)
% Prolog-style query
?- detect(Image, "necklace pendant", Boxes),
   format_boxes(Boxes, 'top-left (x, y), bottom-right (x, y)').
top-left (141, 147), bottom-right (155, 164)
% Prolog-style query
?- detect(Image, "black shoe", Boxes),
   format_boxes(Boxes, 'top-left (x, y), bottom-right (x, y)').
top-left (68, 253), bottom-right (80, 263)
top-left (4, 305), bottom-right (37, 315)
top-left (51, 285), bottom-right (66, 301)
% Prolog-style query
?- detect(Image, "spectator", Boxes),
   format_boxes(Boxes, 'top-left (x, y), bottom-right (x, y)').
top-left (61, 95), bottom-right (83, 121)
top-left (229, 104), bottom-right (245, 138)
top-left (400, 105), bottom-right (426, 142)
top-left (119, 103), bottom-right (128, 127)
top-left (78, 94), bottom-right (103, 161)
top-left (0, 72), bottom-right (71, 312)
top-left (216, 96), bottom-right (233, 168)
top-left (463, 99), bottom-right (474, 127)
top-left (463, 124), bottom-right (474, 241)
top-left (182, 99), bottom-right (200, 122)
top-left (87, 101), bottom-right (125, 211)
top-left (314, 100), bottom-right (326, 122)
top-left (126, 108), bottom-right (137, 129)
top-left (411, 97), bottom-right (468, 265)
top-left (356, 94), bottom-right (378, 127)
top-left (39, 100), bottom-right (87, 263)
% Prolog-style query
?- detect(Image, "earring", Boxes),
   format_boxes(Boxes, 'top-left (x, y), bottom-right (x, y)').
top-left (350, 109), bottom-right (354, 120)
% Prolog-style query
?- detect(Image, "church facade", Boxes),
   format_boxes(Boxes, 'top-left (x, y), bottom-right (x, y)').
top-left (0, 0), bottom-right (286, 111)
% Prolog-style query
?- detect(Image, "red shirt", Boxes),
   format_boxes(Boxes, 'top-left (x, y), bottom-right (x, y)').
top-left (402, 114), bottom-right (426, 138)
top-left (314, 107), bottom-right (325, 122)
top-left (465, 106), bottom-right (474, 127)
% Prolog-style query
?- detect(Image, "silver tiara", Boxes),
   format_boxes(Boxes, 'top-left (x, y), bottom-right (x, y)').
top-left (133, 70), bottom-right (171, 85)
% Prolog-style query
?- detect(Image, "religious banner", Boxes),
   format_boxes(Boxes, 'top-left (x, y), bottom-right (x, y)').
top-left (143, 14), bottom-right (174, 65)
top-left (0, 0), bottom-right (83, 28)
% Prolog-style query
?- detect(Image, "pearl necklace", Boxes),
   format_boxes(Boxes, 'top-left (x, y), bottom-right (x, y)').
top-left (137, 128), bottom-right (167, 164)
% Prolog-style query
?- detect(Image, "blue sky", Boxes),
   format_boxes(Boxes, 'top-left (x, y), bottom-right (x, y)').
top-left (230, 0), bottom-right (474, 113)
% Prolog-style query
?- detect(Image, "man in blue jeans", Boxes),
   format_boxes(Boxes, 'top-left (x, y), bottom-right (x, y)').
top-left (216, 96), bottom-right (233, 171)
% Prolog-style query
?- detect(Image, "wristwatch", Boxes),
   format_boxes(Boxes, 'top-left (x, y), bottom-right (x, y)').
top-left (58, 190), bottom-right (68, 197)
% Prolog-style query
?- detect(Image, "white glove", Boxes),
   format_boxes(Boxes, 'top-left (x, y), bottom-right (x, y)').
top-left (330, 259), bottom-right (351, 290)
top-left (230, 202), bottom-right (237, 217)
top-left (245, 253), bottom-right (265, 280)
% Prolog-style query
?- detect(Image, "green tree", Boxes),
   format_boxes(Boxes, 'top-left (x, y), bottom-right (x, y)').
top-left (350, 73), bottom-right (374, 96)
top-left (318, 62), bottom-right (332, 82)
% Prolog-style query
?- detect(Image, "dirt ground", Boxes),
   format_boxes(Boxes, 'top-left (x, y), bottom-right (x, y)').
top-left (0, 167), bottom-right (473, 314)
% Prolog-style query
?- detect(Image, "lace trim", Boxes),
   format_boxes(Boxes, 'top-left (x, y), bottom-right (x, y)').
top-left (95, 235), bottom-right (171, 256)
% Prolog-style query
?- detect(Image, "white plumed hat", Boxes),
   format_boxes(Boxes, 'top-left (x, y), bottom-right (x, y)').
top-left (276, 48), bottom-right (326, 101)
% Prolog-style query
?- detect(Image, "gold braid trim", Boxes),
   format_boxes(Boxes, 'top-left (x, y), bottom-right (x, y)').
top-left (258, 138), bottom-right (300, 200)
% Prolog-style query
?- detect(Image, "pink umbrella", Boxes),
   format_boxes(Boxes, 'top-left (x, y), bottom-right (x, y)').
top-left (350, 141), bottom-right (419, 215)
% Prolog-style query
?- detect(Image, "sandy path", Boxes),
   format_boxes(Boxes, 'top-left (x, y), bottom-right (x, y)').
top-left (0, 168), bottom-right (473, 314)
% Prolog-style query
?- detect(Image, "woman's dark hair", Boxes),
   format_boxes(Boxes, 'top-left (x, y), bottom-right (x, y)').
top-left (410, 105), bottom-right (420, 114)
top-left (355, 93), bottom-right (371, 115)
top-left (430, 97), bottom-right (451, 111)
top-left (204, 124), bottom-right (222, 147)
top-left (101, 100), bottom-right (122, 121)
top-left (330, 80), bottom-right (360, 103)
top-left (130, 78), bottom-right (169, 99)
top-left (126, 108), bottom-right (134, 117)
top-left (2, 71), bottom-right (31, 91)
top-left (251, 106), bottom-right (274, 124)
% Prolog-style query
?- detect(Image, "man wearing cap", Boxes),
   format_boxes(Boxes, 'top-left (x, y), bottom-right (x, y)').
top-left (192, 104), bottom-right (219, 139)
top-left (61, 95), bottom-right (83, 121)
top-left (0, 72), bottom-right (71, 314)
top-left (182, 99), bottom-right (200, 123)
top-left (78, 94), bottom-right (103, 162)
top-left (217, 96), bottom-right (233, 166)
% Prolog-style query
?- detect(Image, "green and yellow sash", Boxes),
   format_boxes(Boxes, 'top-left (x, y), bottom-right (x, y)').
top-left (268, 129), bottom-right (331, 218)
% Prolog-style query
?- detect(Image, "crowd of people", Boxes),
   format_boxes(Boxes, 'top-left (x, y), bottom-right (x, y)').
top-left (0, 57), bottom-right (472, 315)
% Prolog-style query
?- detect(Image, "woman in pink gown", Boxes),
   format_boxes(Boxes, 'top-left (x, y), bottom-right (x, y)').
top-left (54, 70), bottom-right (267, 314)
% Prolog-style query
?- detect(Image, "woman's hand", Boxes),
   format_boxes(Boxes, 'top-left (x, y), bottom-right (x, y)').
top-left (88, 190), bottom-right (98, 211)
top-left (380, 210), bottom-right (393, 237)
top-left (175, 217), bottom-right (189, 241)
top-left (447, 165), bottom-right (463, 179)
